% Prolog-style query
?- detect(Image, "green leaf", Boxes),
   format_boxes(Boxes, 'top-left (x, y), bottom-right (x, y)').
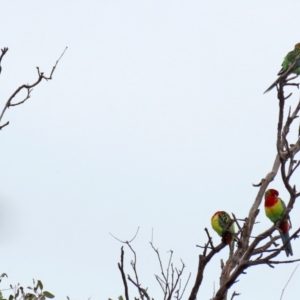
top-left (43, 291), bottom-right (55, 299)
top-left (37, 280), bottom-right (43, 290)
top-left (8, 295), bottom-right (13, 300)
top-left (118, 296), bottom-right (124, 300)
top-left (29, 294), bottom-right (36, 300)
top-left (24, 294), bottom-right (35, 300)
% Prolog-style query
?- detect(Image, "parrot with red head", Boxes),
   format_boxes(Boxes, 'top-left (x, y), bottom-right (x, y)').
top-left (211, 211), bottom-right (235, 256)
top-left (264, 189), bottom-right (293, 256)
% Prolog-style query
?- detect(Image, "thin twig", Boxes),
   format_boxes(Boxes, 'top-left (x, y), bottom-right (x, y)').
top-left (230, 291), bottom-right (241, 300)
top-left (127, 275), bottom-right (150, 300)
top-left (0, 47), bottom-right (8, 74)
top-left (110, 227), bottom-right (140, 243)
top-left (280, 264), bottom-right (299, 300)
top-left (178, 272), bottom-right (191, 300)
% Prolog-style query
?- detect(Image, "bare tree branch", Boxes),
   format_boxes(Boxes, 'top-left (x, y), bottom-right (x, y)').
top-left (0, 121), bottom-right (9, 130)
top-left (0, 47), bottom-right (8, 74)
top-left (150, 242), bottom-right (188, 300)
top-left (110, 227), bottom-right (140, 244)
top-left (0, 47), bottom-right (67, 129)
top-left (230, 291), bottom-right (240, 300)
top-left (188, 229), bottom-right (226, 300)
top-left (280, 264), bottom-right (299, 300)
top-left (127, 275), bottom-right (150, 300)
top-left (117, 246), bottom-right (129, 300)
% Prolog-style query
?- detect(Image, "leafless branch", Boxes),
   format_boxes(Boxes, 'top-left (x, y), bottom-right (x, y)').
top-left (127, 275), bottom-right (150, 300)
top-left (127, 242), bottom-right (143, 299)
top-left (188, 230), bottom-right (226, 300)
top-left (178, 272), bottom-right (191, 300)
top-left (111, 228), bottom-right (149, 299)
top-left (0, 47), bottom-right (8, 73)
top-left (0, 47), bottom-right (67, 129)
top-left (150, 242), bottom-right (188, 300)
top-left (0, 121), bottom-right (9, 130)
top-left (110, 227), bottom-right (140, 244)
top-left (280, 264), bottom-right (299, 300)
top-left (230, 291), bottom-right (240, 300)
top-left (117, 246), bottom-right (129, 300)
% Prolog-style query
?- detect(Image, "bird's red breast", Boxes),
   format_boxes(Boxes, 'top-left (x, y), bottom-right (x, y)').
top-left (265, 189), bottom-right (279, 208)
top-left (265, 194), bottom-right (278, 207)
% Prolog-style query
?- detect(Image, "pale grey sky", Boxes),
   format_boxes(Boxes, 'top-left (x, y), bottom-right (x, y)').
top-left (1, 2), bottom-right (300, 300)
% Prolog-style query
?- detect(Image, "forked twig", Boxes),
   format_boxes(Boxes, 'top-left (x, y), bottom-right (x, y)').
top-left (0, 47), bottom-right (67, 129)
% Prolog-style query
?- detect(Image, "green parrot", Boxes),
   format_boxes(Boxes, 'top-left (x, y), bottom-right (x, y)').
top-left (211, 211), bottom-right (235, 256)
top-left (264, 189), bottom-right (293, 257)
top-left (264, 43), bottom-right (300, 94)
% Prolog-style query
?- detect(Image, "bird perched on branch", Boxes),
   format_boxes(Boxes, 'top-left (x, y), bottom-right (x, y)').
top-left (211, 211), bottom-right (235, 256)
top-left (264, 189), bottom-right (293, 257)
top-left (264, 43), bottom-right (300, 94)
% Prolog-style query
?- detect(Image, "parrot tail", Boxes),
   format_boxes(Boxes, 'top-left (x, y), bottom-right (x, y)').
top-left (280, 231), bottom-right (293, 257)
top-left (223, 235), bottom-right (235, 257)
top-left (264, 78), bottom-right (280, 94)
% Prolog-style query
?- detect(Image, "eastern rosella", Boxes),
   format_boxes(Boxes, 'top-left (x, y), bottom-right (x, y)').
top-left (264, 189), bottom-right (293, 257)
top-left (211, 211), bottom-right (235, 256)
top-left (264, 43), bottom-right (300, 94)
